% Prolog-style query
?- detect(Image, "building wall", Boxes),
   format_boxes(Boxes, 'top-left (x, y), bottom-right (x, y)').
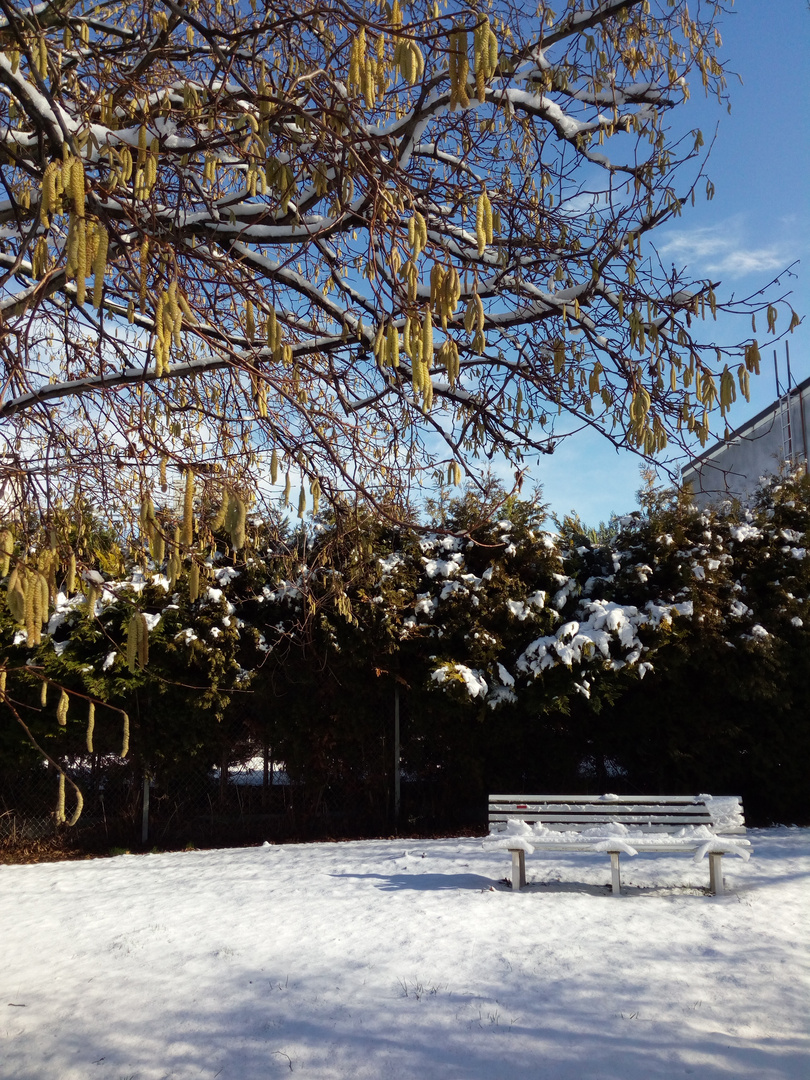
top-left (681, 379), bottom-right (810, 508)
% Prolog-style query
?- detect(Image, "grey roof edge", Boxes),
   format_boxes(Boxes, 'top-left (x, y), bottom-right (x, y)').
top-left (681, 372), bottom-right (810, 478)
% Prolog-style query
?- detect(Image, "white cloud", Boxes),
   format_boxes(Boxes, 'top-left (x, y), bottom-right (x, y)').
top-left (657, 218), bottom-right (791, 278)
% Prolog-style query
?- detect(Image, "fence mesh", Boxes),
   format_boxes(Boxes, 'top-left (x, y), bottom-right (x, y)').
top-left (0, 747), bottom-right (480, 854)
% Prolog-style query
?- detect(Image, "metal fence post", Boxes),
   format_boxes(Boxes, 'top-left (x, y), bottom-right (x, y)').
top-left (141, 773), bottom-right (150, 845)
top-left (394, 684), bottom-right (401, 826)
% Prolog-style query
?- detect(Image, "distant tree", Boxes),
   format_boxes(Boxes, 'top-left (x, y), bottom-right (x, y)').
top-left (0, 0), bottom-right (799, 533)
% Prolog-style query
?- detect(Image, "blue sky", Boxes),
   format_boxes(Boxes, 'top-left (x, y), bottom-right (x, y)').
top-left (531, 0), bottom-right (810, 526)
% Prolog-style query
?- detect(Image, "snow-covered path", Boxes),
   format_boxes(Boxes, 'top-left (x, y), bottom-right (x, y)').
top-left (1, 829), bottom-right (807, 1079)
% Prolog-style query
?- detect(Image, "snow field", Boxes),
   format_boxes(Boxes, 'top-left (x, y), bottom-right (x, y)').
top-left (0, 828), bottom-right (807, 1079)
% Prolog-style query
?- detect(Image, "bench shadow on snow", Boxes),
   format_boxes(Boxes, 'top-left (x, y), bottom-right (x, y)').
top-left (330, 872), bottom-right (718, 896)
top-left (329, 871), bottom-right (495, 891)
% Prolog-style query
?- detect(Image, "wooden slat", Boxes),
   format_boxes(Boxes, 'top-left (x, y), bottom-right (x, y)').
top-left (489, 794), bottom-right (707, 804)
top-left (505, 841), bottom-right (750, 853)
top-left (488, 794), bottom-right (745, 834)
top-left (489, 800), bottom-right (709, 809)
top-left (489, 816), bottom-right (712, 828)
top-left (489, 809), bottom-right (711, 817)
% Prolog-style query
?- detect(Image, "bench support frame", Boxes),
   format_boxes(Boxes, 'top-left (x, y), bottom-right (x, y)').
top-left (708, 852), bottom-right (724, 896)
top-left (510, 848), bottom-right (526, 891)
top-left (508, 846), bottom-right (731, 895)
top-left (609, 851), bottom-right (622, 895)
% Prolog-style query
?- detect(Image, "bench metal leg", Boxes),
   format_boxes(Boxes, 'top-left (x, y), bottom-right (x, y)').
top-left (609, 851), bottom-right (622, 895)
top-left (708, 852), bottom-right (724, 896)
top-left (509, 848), bottom-right (526, 891)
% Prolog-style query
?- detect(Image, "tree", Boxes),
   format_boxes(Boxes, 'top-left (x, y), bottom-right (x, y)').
top-left (0, 0), bottom-right (798, 530)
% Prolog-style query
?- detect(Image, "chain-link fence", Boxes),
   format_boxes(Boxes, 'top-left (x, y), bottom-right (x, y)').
top-left (0, 748), bottom-right (479, 854)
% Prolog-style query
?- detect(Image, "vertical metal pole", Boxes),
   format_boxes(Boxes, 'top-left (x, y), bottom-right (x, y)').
top-left (394, 684), bottom-right (401, 826)
top-left (785, 341), bottom-right (794, 464)
top-left (262, 740), bottom-right (269, 809)
top-left (798, 385), bottom-right (808, 474)
top-left (141, 773), bottom-right (150, 845)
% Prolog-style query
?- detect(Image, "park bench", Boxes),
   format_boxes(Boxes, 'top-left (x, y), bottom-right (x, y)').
top-left (487, 794), bottom-right (750, 896)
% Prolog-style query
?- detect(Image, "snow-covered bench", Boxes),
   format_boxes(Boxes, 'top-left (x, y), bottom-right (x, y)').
top-left (487, 794), bottom-right (750, 896)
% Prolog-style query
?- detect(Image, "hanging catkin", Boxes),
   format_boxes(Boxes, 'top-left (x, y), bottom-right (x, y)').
top-left (120, 712), bottom-right (130, 757)
top-left (66, 552), bottom-right (76, 594)
top-left (91, 224), bottom-right (109, 308)
top-left (7, 564), bottom-right (25, 622)
top-left (66, 784), bottom-right (83, 827)
top-left (188, 561), bottom-right (200, 603)
top-left (0, 530), bottom-right (12, 577)
top-left (56, 688), bottom-right (69, 726)
top-left (229, 494), bottom-right (246, 550)
top-left (126, 613), bottom-right (149, 672)
top-left (181, 470), bottom-right (194, 547)
top-left (86, 701), bottom-right (95, 753)
top-left (56, 772), bottom-right (66, 824)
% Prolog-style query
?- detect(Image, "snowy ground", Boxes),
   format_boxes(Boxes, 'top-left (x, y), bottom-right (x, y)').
top-left (1, 828), bottom-right (808, 1080)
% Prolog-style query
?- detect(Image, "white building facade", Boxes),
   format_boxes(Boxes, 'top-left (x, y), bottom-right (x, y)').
top-left (681, 374), bottom-right (810, 508)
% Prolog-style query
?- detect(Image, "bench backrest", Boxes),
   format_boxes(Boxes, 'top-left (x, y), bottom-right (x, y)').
top-left (488, 794), bottom-right (746, 835)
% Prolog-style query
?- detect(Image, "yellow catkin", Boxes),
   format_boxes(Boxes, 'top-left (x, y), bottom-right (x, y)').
top-left (126, 614), bottom-right (138, 672)
top-left (40, 162), bottom-right (57, 227)
top-left (56, 772), bottom-right (66, 824)
top-left (422, 309), bottom-right (433, 370)
top-left (66, 783), bottom-right (83, 827)
top-left (211, 489), bottom-right (228, 531)
top-left (7, 565), bottom-right (25, 623)
top-left (150, 527), bottom-right (165, 565)
top-left (188, 561), bottom-right (200, 603)
top-left (449, 28), bottom-right (470, 110)
top-left (85, 581), bottom-right (100, 615)
top-left (70, 157), bottom-right (85, 218)
top-left (0, 670), bottom-right (6, 695)
top-left (139, 238), bottom-right (149, 311)
top-left (138, 613), bottom-right (149, 670)
top-left (91, 223), bottom-right (108, 308)
top-left (230, 496), bottom-right (246, 550)
top-left (24, 575), bottom-right (38, 646)
top-left (181, 470), bottom-right (194, 547)
top-left (270, 448), bottom-right (279, 485)
top-left (0, 530), bottom-right (12, 577)
top-left (120, 712), bottom-right (129, 757)
top-left (32, 235), bottom-right (48, 278)
top-left (41, 679), bottom-right (48, 707)
top-left (167, 280), bottom-right (181, 346)
top-left (86, 701), bottom-right (95, 752)
top-left (57, 688), bottom-right (69, 726)
top-left (388, 324), bottom-right (400, 368)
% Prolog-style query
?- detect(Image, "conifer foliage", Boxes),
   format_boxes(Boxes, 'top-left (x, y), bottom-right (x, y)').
top-left (2, 474), bottom-right (809, 828)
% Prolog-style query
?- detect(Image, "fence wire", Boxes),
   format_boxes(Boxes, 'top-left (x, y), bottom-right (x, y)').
top-left (0, 747), bottom-right (470, 853)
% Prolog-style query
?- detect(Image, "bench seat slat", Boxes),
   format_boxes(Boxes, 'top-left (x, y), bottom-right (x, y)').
top-left (489, 817), bottom-right (714, 829)
top-left (489, 794), bottom-right (711, 804)
top-left (505, 841), bottom-right (748, 853)
top-left (489, 809), bottom-right (713, 820)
